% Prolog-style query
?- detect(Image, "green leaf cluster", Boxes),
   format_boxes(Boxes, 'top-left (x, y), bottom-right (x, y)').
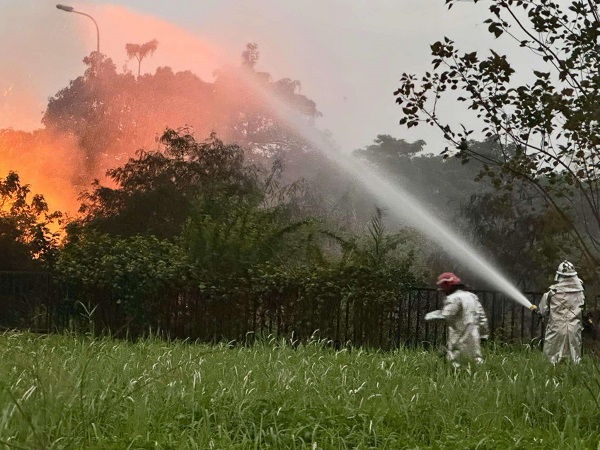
top-left (0, 171), bottom-right (61, 270)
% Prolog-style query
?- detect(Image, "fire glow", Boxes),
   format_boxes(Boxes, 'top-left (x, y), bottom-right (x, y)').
top-left (0, 4), bottom-right (238, 216)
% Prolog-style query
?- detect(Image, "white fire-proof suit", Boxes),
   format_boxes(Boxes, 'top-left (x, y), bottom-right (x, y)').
top-left (425, 289), bottom-right (489, 366)
top-left (539, 276), bottom-right (585, 364)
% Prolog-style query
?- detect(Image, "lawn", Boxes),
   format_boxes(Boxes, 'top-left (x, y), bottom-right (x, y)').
top-left (0, 332), bottom-right (598, 449)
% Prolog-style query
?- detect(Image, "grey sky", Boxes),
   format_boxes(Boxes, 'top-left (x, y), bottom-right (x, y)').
top-left (0, 0), bottom-right (536, 152)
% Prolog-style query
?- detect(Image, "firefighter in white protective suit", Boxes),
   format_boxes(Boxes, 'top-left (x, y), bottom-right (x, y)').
top-left (539, 261), bottom-right (585, 364)
top-left (424, 272), bottom-right (489, 367)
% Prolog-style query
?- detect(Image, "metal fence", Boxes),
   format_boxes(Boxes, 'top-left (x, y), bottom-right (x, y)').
top-left (243, 288), bottom-right (548, 349)
top-left (3, 271), bottom-right (583, 349)
top-left (401, 288), bottom-right (545, 347)
top-left (0, 271), bottom-right (56, 331)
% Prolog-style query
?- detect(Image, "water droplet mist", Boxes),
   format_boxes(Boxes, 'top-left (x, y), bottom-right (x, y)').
top-left (254, 81), bottom-right (533, 309)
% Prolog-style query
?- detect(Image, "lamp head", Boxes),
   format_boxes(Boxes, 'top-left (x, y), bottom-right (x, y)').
top-left (56, 4), bottom-right (74, 12)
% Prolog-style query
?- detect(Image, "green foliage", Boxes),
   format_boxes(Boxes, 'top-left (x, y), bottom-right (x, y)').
top-left (56, 231), bottom-right (190, 322)
top-left (50, 117), bottom-right (430, 337)
top-left (0, 333), bottom-right (598, 448)
top-left (461, 190), bottom-right (574, 289)
top-left (353, 134), bottom-right (490, 217)
top-left (77, 129), bottom-right (261, 239)
top-left (395, 0), bottom-right (600, 271)
top-left (0, 171), bottom-right (61, 270)
top-left (325, 207), bottom-right (425, 273)
top-left (181, 194), bottom-right (314, 274)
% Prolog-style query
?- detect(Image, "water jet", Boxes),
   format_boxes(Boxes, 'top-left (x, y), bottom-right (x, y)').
top-left (250, 80), bottom-right (535, 310)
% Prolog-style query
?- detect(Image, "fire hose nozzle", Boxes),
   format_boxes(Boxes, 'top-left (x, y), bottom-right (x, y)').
top-left (529, 304), bottom-right (542, 317)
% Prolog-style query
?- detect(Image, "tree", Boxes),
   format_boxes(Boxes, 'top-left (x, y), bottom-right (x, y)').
top-left (354, 135), bottom-right (426, 165)
top-left (0, 171), bottom-right (61, 270)
top-left (353, 134), bottom-right (490, 219)
top-left (75, 129), bottom-right (261, 239)
top-left (241, 43), bottom-right (260, 69)
top-left (460, 189), bottom-right (573, 290)
top-left (125, 39), bottom-right (159, 77)
top-left (394, 0), bottom-right (600, 275)
top-left (42, 45), bottom-right (322, 185)
top-left (42, 54), bottom-right (137, 181)
top-left (334, 207), bottom-right (425, 271)
top-left (181, 194), bottom-right (315, 275)
top-left (213, 43), bottom-right (321, 157)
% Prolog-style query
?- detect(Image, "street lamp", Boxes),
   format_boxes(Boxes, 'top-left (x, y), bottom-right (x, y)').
top-left (56, 4), bottom-right (100, 55)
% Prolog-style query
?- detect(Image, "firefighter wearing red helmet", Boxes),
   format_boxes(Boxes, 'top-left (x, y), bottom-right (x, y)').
top-left (425, 272), bottom-right (489, 367)
top-left (436, 272), bottom-right (461, 290)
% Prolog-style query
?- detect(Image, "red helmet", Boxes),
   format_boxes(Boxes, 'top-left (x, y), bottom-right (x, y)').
top-left (436, 272), bottom-right (461, 287)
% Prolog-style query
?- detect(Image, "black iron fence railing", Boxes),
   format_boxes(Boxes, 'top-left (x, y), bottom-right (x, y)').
top-left (0, 271), bottom-right (55, 331)
top-left (1, 272), bottom-right (597, 348)
top-left (402, 288), bottom-right (544, 347)
top-left (242, 288), bottom-right (547, 349)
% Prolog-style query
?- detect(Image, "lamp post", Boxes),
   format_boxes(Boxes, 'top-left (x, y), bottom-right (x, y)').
top-left (56, 4), bottom-right (100, 55)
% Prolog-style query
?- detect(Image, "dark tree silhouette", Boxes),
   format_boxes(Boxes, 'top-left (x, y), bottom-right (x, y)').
top-left (41, 44), bottom-right (321, 183)
top-left (0, 171), bottom-right (60, 270)
top-left (125, 39), bottom-right (159, 77)
top-left (241, 43), bottom-right (259, 69)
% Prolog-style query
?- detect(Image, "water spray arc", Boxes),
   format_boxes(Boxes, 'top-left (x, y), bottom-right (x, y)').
top-left (248, 79), bottom-right (535, 311)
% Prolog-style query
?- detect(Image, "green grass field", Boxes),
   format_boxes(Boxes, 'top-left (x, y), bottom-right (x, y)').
top-left (0, 332), bottom-right (598, 449)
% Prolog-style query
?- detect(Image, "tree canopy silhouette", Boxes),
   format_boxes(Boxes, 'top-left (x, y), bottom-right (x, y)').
top-left (42, 44), bottom-right (321, 184)
top-left (125, 39), bottom-right (159, 77)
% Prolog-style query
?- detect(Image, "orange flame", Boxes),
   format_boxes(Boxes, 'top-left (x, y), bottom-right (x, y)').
top-left (0, 129), bottom-right (83, 215)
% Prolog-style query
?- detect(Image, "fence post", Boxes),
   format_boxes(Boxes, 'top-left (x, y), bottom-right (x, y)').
top-left (396, 293), bottom-right (402, 348)
top-left (510, 299), bottom-right (516, 341)
top-left (423, 289), bottom-right (430, 347)
top-left (414, 290), bottom-right (421, 347)
top-left (407, 293), bottom-right (413, 348)
top-left (520, 297), bottom-right (526, 341)
top-left (432, 290), bottom-right (439, 347)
